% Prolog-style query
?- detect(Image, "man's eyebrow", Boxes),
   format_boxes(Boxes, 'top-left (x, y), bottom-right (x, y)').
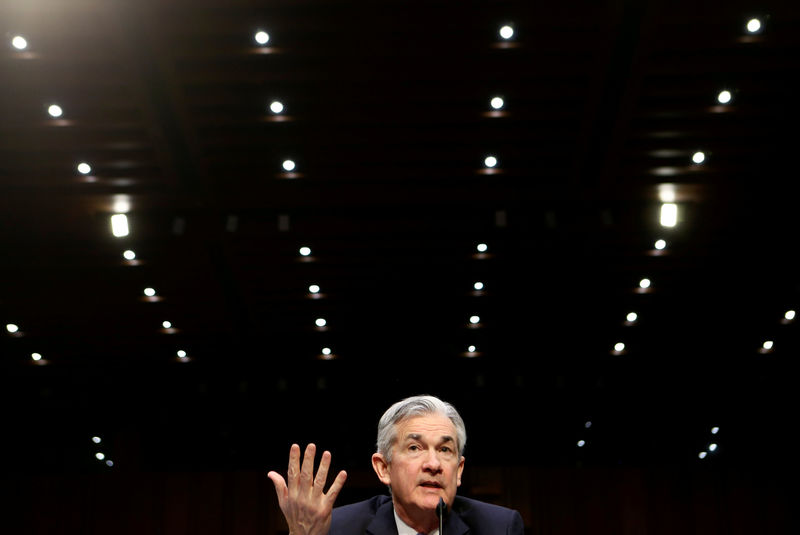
top-left (403, 433), bottom-right (455, 444)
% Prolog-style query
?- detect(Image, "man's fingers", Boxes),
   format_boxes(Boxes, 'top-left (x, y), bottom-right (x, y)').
top-left (324, 470), bottom-right (348, 505)
top-left (313, 450), bottom-right (332, 492)
top-left (286, 443), bottom-right (301, 487)
top-left (299, 443), bottom-right (317, 488)
top-left (266, 471), bottom-right (288, 510)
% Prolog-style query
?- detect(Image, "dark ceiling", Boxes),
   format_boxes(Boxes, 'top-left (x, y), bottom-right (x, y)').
top-left (1, 0), bottom-right (798, 475)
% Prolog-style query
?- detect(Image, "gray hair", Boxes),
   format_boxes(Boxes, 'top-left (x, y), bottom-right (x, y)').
top-left (375, 394), bottom-right (467, 462)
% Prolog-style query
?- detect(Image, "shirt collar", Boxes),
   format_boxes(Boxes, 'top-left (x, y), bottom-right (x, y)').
top-left (393, 508), bottom-right (440, 535)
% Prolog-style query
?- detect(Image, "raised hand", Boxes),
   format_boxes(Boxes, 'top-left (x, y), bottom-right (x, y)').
top-left (267, 443), bottom-right (348, 535)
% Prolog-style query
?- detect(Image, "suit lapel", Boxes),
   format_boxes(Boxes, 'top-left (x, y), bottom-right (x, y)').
top-left (363, 498), bottom-right (471, 535)
top-left (365, 498), bottom-right (398, 535)
top-left (444, 508), bottom-right (470, 535)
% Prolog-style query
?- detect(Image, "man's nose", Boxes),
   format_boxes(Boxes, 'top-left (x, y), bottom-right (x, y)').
top-left (422, 449), bottom-right (442, 472)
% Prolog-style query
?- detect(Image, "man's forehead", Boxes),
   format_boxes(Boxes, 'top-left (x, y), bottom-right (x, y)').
top-left (396, 414), bottom-right (457, 438)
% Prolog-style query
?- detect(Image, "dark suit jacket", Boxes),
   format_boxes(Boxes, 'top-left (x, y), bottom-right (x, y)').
top-left (330, 494), bottom-right (524, 535)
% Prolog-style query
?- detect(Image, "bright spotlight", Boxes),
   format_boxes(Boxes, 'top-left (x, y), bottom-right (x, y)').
top-left (255, 30), bottom-right (270, 45)
top-left (110, 213), bottom-right (129, 237)
top-left (11, 35), bottom-right (27, 50)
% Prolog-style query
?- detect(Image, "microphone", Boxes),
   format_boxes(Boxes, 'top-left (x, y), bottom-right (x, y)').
top-left (436, 497), bottom-right (446, 534)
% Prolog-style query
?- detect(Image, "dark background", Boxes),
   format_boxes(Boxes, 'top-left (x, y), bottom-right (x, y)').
top-left (1, 0), bottom-right (798, 532)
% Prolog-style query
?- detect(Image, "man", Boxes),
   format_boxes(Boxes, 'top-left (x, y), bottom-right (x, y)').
top-left (267, 394), bottom-right (525, 535)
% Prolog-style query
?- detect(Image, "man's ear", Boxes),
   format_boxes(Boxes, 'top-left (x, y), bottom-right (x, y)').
top-left (371, 453), bottom-right (391, 486)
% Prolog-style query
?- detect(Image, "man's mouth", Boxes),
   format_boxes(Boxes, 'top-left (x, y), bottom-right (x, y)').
top-left (420, 481), bottom-right (443, 489)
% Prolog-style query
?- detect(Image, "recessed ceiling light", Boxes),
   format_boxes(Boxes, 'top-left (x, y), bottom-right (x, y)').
top-left (484, 155), bottom-right (497, 168)
top-left (660, 203), bottom-right (677, 227)
top-left (499, 25), bottom-right (514, 40)
top-left (162, 320), bottom-right (172, 329)
top-left (469, 315), bottom-right (480, 324)
top-left (476, 243), bottom-right (488, 253)
top-left (92, 436), bottom-right (102, 444)
top-left (626, 312), bottom-right (638, 323)
top-left (784, 310), bottom-right (796, 321)
top-left (110, 213), bottom-right (129, 237)
top-left (31, 352), bottom-right (42, 361)
top-left (11, 35), bottom-right (27, 50)
top-left (490, 96), bottom-right (504, 110)
top-left (299, 246), bottom-right (311, 256)
top-left (658, 183), bottom-right (676, 203)
top-left (746, 18), bottom-right (762, 33)
top-left (308, 284), bottom-right (320, 294)
top-left (639, 278), bottom-right (651, 289)
top-left (6, 324), bottom-right (19, 333)
top-left (614, 342), bottom-right (625, 352)
top-left (177, 350), bottom-right (187, 358)
top-left (577, 440), bottom-right (586, 447)
top-left (123, 249), bottom-right (136, 260)
top-left (698, 451), bottom-right (708, 459)
top-left (282, 159), bottom-right (296, 172)
top-left (717, 90), bottom-right (732, 104)
top-left (708, 443), bottom-right (718, 452)
top-left (255, 30), bottom-right (270, 45)
top-left (47, 104), bottom-right (63, 118)
top-left (711, 426), bottom-right (719, 434)
top-left (95, 452), bottom-right (105, 461)
top-left (77, 162), bottom-right (92, 174)
top-left (321, 347), bottom-right (332, 356)
top-left (467, 345), bottom-right (476, 353)
top-left (692, 151), bottom-right (705, 164)
top-left (654, 239), bottom-right (667, 250)
top-left (315, 318), bottom-right (327, 327)
top-left (762, 340), bottom-right (773, 350)
top-left (269, 100), bottom-right (284, 114)
top-left (473, 281), bottom-right (484, 291)
top-left (143, 287), bottom-right (156, 297)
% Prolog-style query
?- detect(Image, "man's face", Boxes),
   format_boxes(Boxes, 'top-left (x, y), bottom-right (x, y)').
top-left (372, 413), bottom-right (465, 518)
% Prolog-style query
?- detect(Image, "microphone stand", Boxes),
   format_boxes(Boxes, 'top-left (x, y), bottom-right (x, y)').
top-left (437, 497), bottom-right (446, 534)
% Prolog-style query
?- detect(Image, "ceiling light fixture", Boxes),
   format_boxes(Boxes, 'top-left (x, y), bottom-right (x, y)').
top-left (11, 35), bottom-right (27, 50)
top-left (692, 151), bottom-right (705, 164)
top-left (255, 30), bottom-right (270, 45)
top-left (746, 18), bottom-right (762, 34)
top-left (77, 162), bottom-right (92, 174)
top-left (660, 203), bottom-right (677, 227)
top-left (47, 104), bottom-right (63, 118)
top-left (654, 239), bottom-right (667, 250)
top-left (490, 96), bottom-right (504, 110)
top-left (282, 159), bottom-right (296, 172)
top-left (269, 100), bottom-right (284, 114)
top-left (484, 155), bottom-right (497, 168)
top-left (499, 25), bottom-right (514, 40)
top-left (110, 213), bottom-right (129, 237)
top-left (717, 90), bottom-right (732, 104)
